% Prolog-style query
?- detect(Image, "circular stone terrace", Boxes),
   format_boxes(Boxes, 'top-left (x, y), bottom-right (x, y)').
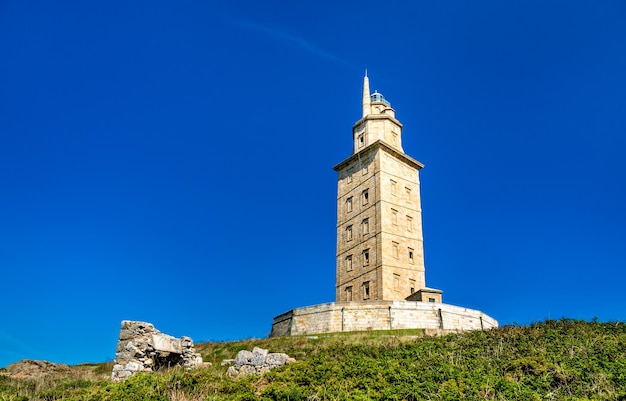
top-left (270, 301), bottom-right (498, 337)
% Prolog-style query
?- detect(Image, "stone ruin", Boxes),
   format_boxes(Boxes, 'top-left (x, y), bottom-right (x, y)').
top-left (224, 347), bottom-right (295, 379)
top-left (111, 320), bottom-right (205, 381)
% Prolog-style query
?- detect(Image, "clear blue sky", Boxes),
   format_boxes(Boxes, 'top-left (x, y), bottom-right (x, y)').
top-left (1, 0), bottom-right (625, 368)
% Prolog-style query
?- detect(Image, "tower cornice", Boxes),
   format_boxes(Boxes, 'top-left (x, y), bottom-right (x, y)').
top-left (332, 140), bottom-right (424, 172)
top-left (352, 113), bottom-right (403, 130)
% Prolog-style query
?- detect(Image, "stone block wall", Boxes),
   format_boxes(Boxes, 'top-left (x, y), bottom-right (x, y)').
top-left (270, 301), bottom-right (498, 337)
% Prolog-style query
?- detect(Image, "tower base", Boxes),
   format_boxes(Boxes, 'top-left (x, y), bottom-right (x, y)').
top-left (270, 301), bottom-right (497, 337)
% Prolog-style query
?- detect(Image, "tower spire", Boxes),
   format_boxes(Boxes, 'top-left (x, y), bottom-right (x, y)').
top-left (362, 71), bottom-right (371, 117)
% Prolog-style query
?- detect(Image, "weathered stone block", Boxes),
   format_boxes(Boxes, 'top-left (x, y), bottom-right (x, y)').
top-left (181, 336), bottom-right (193, 348)
top-left (152, 334), bottom-right (182, 353)
top-left (265, 353), bottom-right (288, 367)
top-left (238, 365), bottom-right (257, 377)
top-left (125, 361), bottom-right (142, 372)
top-left (234, 350), bottom-right (253, 366)
top-left (113, 369), bottom-right (131, 379)
top-left (119, 329), bottom-right (134, 340)
top-left (191, 355), bottom-right (203, 365)
top-left (250, 347), bottom-right (268, 366)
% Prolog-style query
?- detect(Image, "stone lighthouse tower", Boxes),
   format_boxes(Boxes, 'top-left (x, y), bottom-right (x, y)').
top-left (333, 74), bottom-right (441, 303)
top-left (269, 74), bottom-right (496, 338)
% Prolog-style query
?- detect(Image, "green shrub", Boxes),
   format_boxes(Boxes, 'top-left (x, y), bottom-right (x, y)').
top-left (2, 319), bottom-right (626, 401)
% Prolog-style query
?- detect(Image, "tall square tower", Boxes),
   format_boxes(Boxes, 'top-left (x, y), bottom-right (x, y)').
top-left (270, 74), bottom-right (495, 338)
top-left (333, 75), bottom-right (430, 302)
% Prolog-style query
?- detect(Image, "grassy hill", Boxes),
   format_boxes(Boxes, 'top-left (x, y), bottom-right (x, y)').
top-left (1, 318), bottom-right (625, 400)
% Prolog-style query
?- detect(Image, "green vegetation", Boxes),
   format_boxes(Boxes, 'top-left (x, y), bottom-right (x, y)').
top-left (2, 319), bottom-right (626, 400)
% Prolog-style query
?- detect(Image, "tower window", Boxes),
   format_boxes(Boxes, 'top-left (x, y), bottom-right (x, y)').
top-left (362, 164), bottom-right (368, 175)
top-left (362, 189), bottom-right (369, 206)
top-left (346, 286), bottom-right (353, 301)
top-left (358, 134), bottom-right (365, 148)
top-left (392, 133), bottom-right (398, 145)
top-left (405, 187), bottom-right (411, 203)
top-left (394, 274), bottom-right (400, 291)
top-left (363, 281), bottom-right (370, 300)
top-left (362, 249), bottom-right (370, 266)
top-left (407, 216), bottom-right (413, 232)
top-left (346, 197), bottom-right (353, 213)
top-left (392, 241), bottom-right (399, 258)
top-left (347, 173), bottom-right (353, 184)
top-left (409, 279), bottom-right (416, 294)
top-left (408, 248), bottom-right (414, 264)
top-left (390, 180), bottom-right (397, 196)
top-left (346, 225), bottom-right (353, 241)
top-left (345, 255), bottom-right (353, 271)
top-left (391, 209), bottom-right (398, 225)
top-left (362, 218), bottom-right (369, 235)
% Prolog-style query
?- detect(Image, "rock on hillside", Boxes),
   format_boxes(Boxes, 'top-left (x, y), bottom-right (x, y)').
top-left (3, 360), bottom-right (71, 380)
